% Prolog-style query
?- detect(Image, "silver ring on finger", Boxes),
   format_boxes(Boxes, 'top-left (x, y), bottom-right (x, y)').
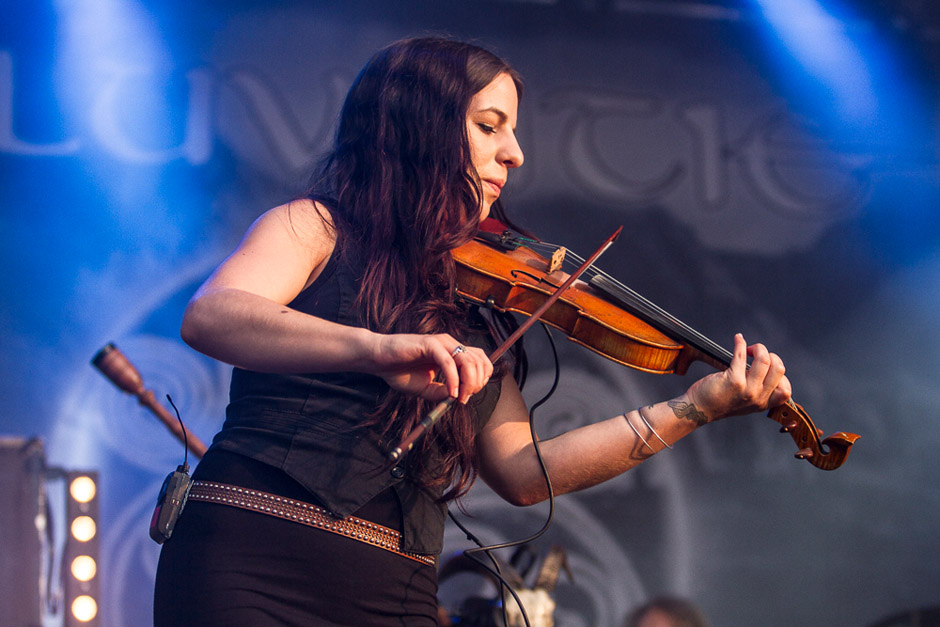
top-left (451, 345), bottom-right (467, 357)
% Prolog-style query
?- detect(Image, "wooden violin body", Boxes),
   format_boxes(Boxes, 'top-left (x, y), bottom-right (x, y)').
top-left (452, 224), bottom-right (859, 470)
top-left (454, 238), bottom-right (691, 374)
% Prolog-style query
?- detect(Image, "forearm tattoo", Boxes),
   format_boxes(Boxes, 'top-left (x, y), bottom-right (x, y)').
top-left (667, 400), bottom-right (709, 426)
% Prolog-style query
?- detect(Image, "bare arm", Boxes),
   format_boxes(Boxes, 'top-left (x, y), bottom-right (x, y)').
top-left (181, 200), bottom-right (369, 372)
top-left (180, 199), bottom-right (493, 403)
top-left (477, 333), bottom-right (791, 506)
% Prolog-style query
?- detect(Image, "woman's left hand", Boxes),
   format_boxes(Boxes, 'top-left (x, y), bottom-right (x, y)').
top-left (683, 333), bottom-right (792, 423)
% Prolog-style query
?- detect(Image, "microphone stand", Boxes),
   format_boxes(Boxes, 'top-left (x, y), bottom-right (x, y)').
top-left (91, 343), bottom-right (208, 459)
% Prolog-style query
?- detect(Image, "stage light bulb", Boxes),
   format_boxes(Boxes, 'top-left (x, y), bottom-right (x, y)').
top-left (71, 515), bottom-right (97, 542)
top-left (71, 555), bottom-right (97, 582)
top-left (69, 476), bottom-right (97, 503)
top-left (71, 595), bottom-right (98, 622)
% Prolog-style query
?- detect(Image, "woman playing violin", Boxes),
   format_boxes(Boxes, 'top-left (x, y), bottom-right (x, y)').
top-left (153, 37), bottom-right (791, 626)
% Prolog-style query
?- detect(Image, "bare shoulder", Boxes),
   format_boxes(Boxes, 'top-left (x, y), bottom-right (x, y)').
top-left (252, 198), bottom-right (336, 253)
top-left (200, 199), bottom-right (338, 303)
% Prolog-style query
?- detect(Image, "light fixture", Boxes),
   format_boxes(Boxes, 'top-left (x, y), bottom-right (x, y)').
top-left (64, 471), bottom-right (99, 627)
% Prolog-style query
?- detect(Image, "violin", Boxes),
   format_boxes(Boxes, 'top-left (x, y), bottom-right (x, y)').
top-left (452, 219), bottom-right (860, 471)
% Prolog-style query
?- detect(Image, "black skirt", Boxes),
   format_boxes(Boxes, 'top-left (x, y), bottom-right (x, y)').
top-left (153, 449), bottom-right (440, 627)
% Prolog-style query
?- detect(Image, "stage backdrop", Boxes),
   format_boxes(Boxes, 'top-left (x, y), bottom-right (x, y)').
top-left (2, 2), bottom-right (938, 626)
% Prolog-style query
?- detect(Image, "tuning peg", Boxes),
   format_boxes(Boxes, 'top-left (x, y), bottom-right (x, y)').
top-left (779, 420), bottom-right (798, 433)
top-left (795, 448), bottom-right (814, 460)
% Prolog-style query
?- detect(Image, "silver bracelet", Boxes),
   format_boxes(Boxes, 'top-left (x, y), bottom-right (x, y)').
top-left (623, 412), bottom-right (656, 453)
top-left (637, 405), bottom-right (674, 450)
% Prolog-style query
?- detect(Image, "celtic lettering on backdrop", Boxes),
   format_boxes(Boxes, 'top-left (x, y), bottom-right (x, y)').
top-left (2, 48), bottom-right (872, 225)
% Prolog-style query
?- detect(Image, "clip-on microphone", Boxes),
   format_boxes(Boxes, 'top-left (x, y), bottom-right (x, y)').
top-left (149, 395), bottom-right (194, 544)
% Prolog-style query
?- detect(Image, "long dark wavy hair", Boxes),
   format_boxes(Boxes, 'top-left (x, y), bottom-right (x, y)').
top-left (306, 37), bottom-right (525, 501)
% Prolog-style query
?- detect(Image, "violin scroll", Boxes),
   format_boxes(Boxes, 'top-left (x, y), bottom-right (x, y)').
top-left (768, 400), bottom-right (860, 470)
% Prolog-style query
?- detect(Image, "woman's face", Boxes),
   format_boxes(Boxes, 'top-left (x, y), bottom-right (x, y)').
top-left (466, 72), bottom-right (524, 220)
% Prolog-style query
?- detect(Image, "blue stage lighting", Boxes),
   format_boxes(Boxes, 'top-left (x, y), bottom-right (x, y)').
top-left (752, 0), bottom-right (877, 124)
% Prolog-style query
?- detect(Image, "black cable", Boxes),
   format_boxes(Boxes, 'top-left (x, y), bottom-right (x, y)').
top-left (446, 509), bottom-right (531, 626)
top-left (165, 394), bottom-right (189, 473)
top-left (449, 320), bottom-right (563, 627)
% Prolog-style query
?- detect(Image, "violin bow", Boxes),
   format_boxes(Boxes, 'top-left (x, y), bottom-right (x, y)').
top-left (388, 226), bottom-right (623, 462)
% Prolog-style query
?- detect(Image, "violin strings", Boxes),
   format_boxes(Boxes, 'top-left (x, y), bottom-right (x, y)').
top-left (522, 239), bottom-right (733, 365)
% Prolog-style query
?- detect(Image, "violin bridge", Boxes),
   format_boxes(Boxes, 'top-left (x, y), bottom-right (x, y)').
top-left (549, 247), bottom-right (566, 274)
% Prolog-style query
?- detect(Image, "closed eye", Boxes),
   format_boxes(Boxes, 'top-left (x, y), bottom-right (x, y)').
top-left (477, 123), bottom-right (496, 134)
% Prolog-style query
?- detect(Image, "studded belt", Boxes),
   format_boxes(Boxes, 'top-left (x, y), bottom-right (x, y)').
top-left (186, 480), bottom-right (436, 567)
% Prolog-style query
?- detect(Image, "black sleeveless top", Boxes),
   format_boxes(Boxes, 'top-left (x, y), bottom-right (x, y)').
top-left (206, 246), bottom-right (502, 554)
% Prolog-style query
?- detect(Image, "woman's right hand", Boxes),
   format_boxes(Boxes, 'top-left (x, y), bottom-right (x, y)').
top-left (368, 333), bottom-right (493, 404)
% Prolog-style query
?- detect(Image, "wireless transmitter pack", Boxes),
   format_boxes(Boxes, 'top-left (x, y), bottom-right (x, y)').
top-left (149, 395), bottom-right (194, 544)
